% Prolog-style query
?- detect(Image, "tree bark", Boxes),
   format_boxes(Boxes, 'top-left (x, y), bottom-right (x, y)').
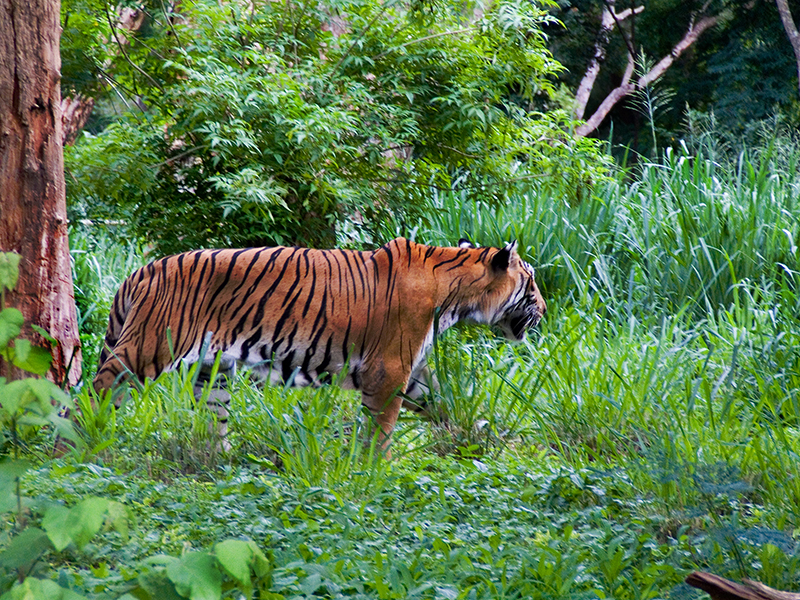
top-left (776, 0), bottom-right (800, 97)
top-left (0, 0), bottom-right (82, 386)
top-left (576, 12), bottom-right (720, 138)
top-left (61, 93), bottom-right (95, 146)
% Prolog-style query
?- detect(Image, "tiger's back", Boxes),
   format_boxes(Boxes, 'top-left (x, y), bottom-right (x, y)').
top-left (96, 245), bottom-right (401, 391)
top-left (93, 237), bottom-right (546, 445)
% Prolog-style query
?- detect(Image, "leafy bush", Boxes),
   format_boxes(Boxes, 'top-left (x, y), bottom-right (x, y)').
top-left (64, 0), bottom-right (607, 255)
top-left (0, 252), bottom-right (120, 598)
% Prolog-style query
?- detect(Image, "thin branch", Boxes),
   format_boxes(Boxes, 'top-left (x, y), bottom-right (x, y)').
top-left (159, 0), bottom-right (184, 50)
top-left (372, 27), bottom-right (475, 60)
top-left (574, 0), bottom-right (643, 119)
top-left (601, 0), bottom-right (637, 59)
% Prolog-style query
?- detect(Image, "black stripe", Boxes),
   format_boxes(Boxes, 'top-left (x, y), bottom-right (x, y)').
top-left (281, 351), bottom-right (296, 383)
top-left (316, 335), bottom-right (333, 377)
top-left (253, 248), bottom-right (297, 327)
top-left (207, 248), bottom-right (248, 307)
top-left (240, 325), bottom-right (262, 363)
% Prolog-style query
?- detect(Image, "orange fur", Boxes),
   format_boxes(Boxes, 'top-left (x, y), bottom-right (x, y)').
top-left (93, 237), bottom-right (546, 447)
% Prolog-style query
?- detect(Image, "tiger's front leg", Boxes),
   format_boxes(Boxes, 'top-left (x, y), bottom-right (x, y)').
top-left (401, 363), bottom-right (441, 421)
top-left (359, 358), bottom-right (412, 458)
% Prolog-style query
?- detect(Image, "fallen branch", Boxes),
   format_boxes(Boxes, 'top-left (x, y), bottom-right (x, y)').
top-left (686, 571), bottom-right (800, 600)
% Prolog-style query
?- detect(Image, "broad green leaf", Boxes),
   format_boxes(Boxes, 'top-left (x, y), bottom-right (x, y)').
top-left (250, 545), bottom-right (271, 579)
top-left (41, 505), bottom-right (72, 552)
top-left (0, 527), bottom-right (52, 572)
top-left (0, 379), bottom-right (33, 415)
top-left (42, 497), bottom-right (111, 552)
top-left (0, 252), bottom-right (20, 293)
top-left (137, 569), bottom-right (184, 600)
top-left (0, 577), bottom-right (87, 600)
top-left (143, 554), bottom-right (179, 568)
top-left (166, 552), bottom-right (222, 600)
top-left (27, 375), bottom-right (62, 405)
top-left (105, 500), bottom-right (130, 542)
top-left (0, 308), bottom-right (23, 350)
top-left (46, 414), bottom-right (82, 446)
top-left (0, 458), bottom-right (31, 514)
top-left (0, 458), bottom-right (30, 488)
top-left (214, 540), bottom-right (252, 586)
top-left (66, 497), bottom-right (111, 549)
top-left (31, 323), bottom-right (57, 344)
top-left (12, 338), bottom-right (31, 362)
top-left (17, 413), bottom-right (49, 427)
top-left (12, 341), bottom-right (52, 375)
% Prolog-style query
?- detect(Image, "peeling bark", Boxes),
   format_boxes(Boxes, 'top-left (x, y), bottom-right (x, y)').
top-left (0, 0), bottom-right (82, 386)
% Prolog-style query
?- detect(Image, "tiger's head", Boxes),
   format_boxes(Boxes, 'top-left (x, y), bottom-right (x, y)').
top-left (460, 239), bottom-right (547, 341)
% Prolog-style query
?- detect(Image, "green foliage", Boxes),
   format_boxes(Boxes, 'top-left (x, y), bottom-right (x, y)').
top-left (64, 0), bottom-right (606, 255)
top-left (0, 256), bottom-right (52, 378)
top-left (413, 128), bottom-right (800, 320)
top-left (15, 130), bottom-right (800, 597)
top-left (231, 377), bottom-right (392, 497)
top-left (0, 253), bottom-right (124, 599)
top-left (0, 254), bottom-right (77, 457)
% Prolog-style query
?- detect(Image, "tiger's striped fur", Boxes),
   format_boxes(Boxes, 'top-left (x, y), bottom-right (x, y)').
top-left (92, 237), bottom-right (546, 447)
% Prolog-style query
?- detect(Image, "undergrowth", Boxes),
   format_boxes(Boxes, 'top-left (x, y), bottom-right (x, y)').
top-left (3, 133), bottom-right (800, 598)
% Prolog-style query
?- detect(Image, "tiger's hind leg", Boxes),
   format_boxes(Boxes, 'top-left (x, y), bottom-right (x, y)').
top-left (193, 359), bottom-right (236, 453)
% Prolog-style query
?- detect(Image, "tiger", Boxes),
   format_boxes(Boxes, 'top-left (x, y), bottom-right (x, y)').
top-left (92, 237), bottom-right (547, 451)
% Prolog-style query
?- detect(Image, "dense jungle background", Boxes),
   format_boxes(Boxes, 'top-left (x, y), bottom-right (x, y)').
top-left (3, 0), bottom-right (800, 597)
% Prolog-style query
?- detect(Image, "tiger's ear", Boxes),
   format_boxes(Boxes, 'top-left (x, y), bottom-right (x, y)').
top-left (490, 241), bottom-right (518, 272)
top-left (458, 238), bottom-right (475, 249)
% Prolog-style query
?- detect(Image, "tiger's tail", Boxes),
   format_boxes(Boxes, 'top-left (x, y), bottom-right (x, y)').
top-left (94, 273), bottom-right (139, 390)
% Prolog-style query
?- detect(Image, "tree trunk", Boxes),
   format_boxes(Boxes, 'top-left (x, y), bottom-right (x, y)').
top-left (0, 0), bottom-right (82, 386)
top-left (576, 12), bottom-right (720, 138)
top-left (574, 0), bottom-right (644, 120)
top-left (776, 0), bottom-right (800, 98)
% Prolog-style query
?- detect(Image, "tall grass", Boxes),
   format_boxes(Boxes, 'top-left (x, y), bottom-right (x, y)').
top-left (416, 134), bottom-right (800, 321)
top-left (56, 127), bottom-right (800, 598)
top-left (402, 131), bottom-right (800, 561)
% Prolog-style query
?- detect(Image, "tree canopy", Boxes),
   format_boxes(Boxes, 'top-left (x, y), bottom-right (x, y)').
top-left (63, 0), bottom-right (604, 254)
